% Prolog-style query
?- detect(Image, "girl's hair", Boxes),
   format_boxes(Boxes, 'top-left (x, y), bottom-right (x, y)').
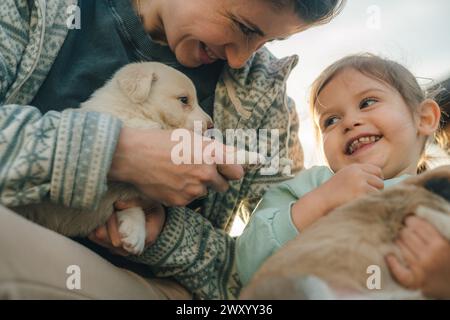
top-left (268, 0), bottom-right (346, 26)
top-left (309, 53), bottom-right (448, 173)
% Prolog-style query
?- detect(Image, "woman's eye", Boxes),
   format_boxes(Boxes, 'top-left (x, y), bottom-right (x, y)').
top-left (360, 98), bottom-right (377, 109)
top-left (178, 96), bottom-right (189, 105)
top-left (238, 22), bottom-right (255, 37)
top-left (324, 116), bottom-right (339, 128)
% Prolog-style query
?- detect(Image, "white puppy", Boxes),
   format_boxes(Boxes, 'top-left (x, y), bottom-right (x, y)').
top-left (12, 62), bottom-right (213, 254)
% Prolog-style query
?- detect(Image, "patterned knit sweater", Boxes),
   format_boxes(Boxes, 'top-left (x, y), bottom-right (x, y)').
top-left (0, 0), bottom-right (304, 299)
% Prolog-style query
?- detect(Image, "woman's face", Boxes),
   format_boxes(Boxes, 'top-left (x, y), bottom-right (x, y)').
top-left (156, 0), bottom-right (307, 68)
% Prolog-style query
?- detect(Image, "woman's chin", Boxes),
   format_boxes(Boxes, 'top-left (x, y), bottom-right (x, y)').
top-left (176, 57), bottom-right (199, 68)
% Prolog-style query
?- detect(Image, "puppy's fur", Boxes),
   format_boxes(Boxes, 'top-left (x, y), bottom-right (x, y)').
top-left (11, 62), bottom-right (213, 254)
top-left (240, 166), bottom-right (450, 299)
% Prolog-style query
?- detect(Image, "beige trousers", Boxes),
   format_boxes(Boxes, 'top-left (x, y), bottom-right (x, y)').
top-left (0, 205), bottom-right (191, 300)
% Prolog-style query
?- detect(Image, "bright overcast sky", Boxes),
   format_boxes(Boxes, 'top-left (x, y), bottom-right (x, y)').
top-left (266, 0), bottom-right (450, 168)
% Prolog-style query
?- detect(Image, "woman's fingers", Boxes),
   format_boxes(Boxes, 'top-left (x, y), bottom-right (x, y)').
top-left (206, 168), bottom-right (230, 193)
top-left (94, 224), bottom-right (109, 243)
top-left (106, 213), bottom-right (122, 248)
top-left (89, 214), bottom-right (121, 249)
top-left (108, 247), bottom-right (130, 257)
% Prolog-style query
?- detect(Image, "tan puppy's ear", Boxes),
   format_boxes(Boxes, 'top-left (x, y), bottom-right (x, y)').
top-left (117, 64), bottom-right (158, 103)
top-left (403, 165), bottom-right (450, 187)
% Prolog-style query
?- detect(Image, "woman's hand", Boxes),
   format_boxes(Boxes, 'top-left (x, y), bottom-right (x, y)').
top-left (386, 216), bottom-right (450, 299)
top-left (88, 198), bottom-right (166, 256)
top-left (108, 128), bottom-right (244, 207)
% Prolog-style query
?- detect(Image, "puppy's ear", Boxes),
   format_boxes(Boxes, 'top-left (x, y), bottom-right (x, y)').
top-left (117, 64), bottom-right (158, 103)
top-left (403, 165), bottom-right (450, 188)
top-left (423, 177), bottom-right (450, 202)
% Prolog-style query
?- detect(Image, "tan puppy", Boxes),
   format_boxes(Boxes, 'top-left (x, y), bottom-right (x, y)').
top-left (241, 166), bottom-right (450, 299)
top-left (11, 62), bottom-right (213, 254)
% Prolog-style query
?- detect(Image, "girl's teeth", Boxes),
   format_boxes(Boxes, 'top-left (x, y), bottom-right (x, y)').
top-left (348, 136), bottom-right (381, 154)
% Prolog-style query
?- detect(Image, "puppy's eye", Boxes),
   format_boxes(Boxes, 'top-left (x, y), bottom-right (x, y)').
top-left (178, 96), bottom-right (189, 105)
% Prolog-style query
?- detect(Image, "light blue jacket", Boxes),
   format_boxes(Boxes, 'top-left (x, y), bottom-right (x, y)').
top-left (236, 166), bottom-right (410, 285)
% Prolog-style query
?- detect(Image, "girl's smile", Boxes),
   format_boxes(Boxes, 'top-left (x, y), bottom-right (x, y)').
top-left (345, 134), bottom-right (382, 156)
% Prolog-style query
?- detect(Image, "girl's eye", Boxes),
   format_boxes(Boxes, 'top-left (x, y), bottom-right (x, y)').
top-left (323, 116), bottom-right (339, 128)
top-left (178, 96), bottom-right (189, 105)
top-left (360, 98), bottom-right (378, 109)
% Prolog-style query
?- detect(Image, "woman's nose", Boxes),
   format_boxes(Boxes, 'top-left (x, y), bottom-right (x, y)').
top-left (225, 43), bottom-right (261, 69)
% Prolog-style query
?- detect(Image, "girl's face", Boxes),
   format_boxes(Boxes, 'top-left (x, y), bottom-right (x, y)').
top-left (314, 68), bottom-right (424, 179)
top-left (153, 0), bottom-right (307, 68)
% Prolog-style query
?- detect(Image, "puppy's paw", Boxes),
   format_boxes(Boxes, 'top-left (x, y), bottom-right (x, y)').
top-left (116, 207), bottom-right (147, 255)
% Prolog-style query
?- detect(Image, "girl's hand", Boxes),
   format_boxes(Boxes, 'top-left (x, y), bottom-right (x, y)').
top-left (386, 216), bottom-right (450, 299)
top-left (88, 198), bottom-right (166, 256)
top-left (292, 164), bottom-right (384, 230)
top-left (324, 163), bottom-right (384, 209)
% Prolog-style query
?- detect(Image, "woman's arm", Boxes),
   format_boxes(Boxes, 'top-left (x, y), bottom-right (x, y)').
top-left (0, 0), bottom-right (31, 101)
top-left (0, 1), bottom-right (121, 210)
top-left (0, 105), bottom-right (122, 210)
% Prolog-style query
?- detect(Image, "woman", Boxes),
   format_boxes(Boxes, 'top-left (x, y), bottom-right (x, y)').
top-left (0, 0), bottom-right (344, 299)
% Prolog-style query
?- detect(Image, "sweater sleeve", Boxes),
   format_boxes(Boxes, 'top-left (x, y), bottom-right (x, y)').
top-left (0, 0), bottom-right (31, 100)
top-left (0, 105), bottom-right (122, 210)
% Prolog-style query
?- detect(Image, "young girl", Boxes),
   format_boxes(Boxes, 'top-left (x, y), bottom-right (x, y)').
top-left (236, 54), bottom-right (450, 299)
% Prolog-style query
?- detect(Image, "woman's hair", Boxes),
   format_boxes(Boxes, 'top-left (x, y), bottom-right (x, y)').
top-left (268, 0), bottom-right (346, 26)
top-left (309, 53), bottom-right (447, 172)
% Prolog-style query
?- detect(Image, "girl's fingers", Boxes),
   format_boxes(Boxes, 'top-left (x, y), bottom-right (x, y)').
top-left (405, 216), bottom-right (439, 244)
top-left (366, 185), bottom-right (381, 195)
top-left (361, 164), bottom-right (384, 179)
top-left (396, 238), bottom-right (418, 267)
top-left (367, 174), bottom-right (384, 190)
top-left (399, 227), bottom-right (427, 256)
top-left (386, 254), bottom-right (417, 289)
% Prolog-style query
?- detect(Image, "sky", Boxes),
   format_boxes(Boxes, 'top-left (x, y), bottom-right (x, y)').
top-left (266, 0), bottom-right (450, 168)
